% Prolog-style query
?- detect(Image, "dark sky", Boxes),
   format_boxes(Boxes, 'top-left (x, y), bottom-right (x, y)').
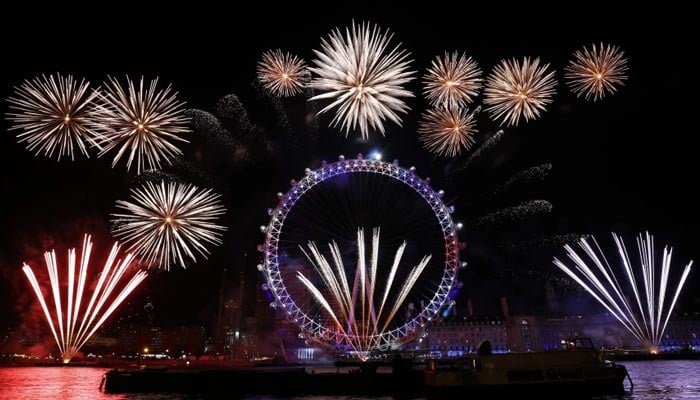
top-left (1, 7), bottom-right (698, 333)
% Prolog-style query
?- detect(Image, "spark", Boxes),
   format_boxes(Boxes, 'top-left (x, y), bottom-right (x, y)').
top-left (257, 49), bottom-right (309, 97)
top-left (423, 51), bottom-right (483, 109)
top-left (111, 181), bottom-right (227, 270)
top-left (484, 57), bottom-right (557, 127)
top-left (91, 76), bottom-right (190, 174)
top-left (297, 228), bottom-right (431, 360)
top-left (6, 73), bottom-right (101, 161)
top-left (309, 21), bottom-right (415, 140)
top-left (565, 43), bottom-right (628, 101)
top-left (553, 232), bottom-right (693, 350)
top-left (21, 234), bottom-right (147, 363)
top-left (418, 107), bottom-right (477, 157)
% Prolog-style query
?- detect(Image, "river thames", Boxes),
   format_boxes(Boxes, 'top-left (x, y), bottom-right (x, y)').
top-left (0, 360), bottom-right (698, 399)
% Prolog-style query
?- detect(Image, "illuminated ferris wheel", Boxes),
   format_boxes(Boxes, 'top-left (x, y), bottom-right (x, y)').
top-left (259, 155), bottom-right (462, 356)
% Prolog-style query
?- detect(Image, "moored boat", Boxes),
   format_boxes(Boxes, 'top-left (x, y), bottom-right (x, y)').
top-left (102, 338), bottom-right (629, 396)
top-left (424, 338), bottom-right (630, 396)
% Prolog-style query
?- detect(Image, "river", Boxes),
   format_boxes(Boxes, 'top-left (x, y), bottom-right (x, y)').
top-left (0, 360), bottom-right (698, 399)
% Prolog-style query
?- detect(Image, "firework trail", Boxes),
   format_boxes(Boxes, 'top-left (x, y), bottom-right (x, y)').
top-left (474, 200), bottom-right (552, 228)
top-left (92, 76), bottom-right (191, 174)
top-left (214, 94), bottom-right (271, 151)
top-left (566, 43), bottom-right (628, 101)
top-left (257, 49), bottom-right (309, 97)
top-left (129, 169), bottom-right (184, 187)
top-left (186, 109), bottom-right (233, 144)
top-left (447, 129), bottom-right (506, 178)
top-left (21, 234), bottom-right (147, 363)
top-left (553, 232), bottom-right (693, 350)
top-left (484, 57), bottom-right (557, 127)
top-left (502, 233), bottom-right (585, 255)
top-left (6, 73), bottom-right (102, 161)
top-left (309, 21), bottom-right (415, 139)
top-left (423, 51), bottom-right (483, 109)
top-left (297, 228), bottom-right (431, 359)
top-left (111, 181), bottom-right (227, 270)
top-left (490, 163), bottom-right (552, 197)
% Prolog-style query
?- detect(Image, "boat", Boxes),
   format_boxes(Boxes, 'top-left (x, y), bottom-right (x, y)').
top-left (102, 338), bottom-right (629, 396)
top-left (424, 338), bottom-right (630, 396)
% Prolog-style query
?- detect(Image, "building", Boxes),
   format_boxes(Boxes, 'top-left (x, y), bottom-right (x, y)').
top-left (422, 317), bottom-right (509, 356)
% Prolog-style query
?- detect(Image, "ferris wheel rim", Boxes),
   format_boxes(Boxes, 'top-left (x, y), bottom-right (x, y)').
top-left (260, 155), bottom-right (460, 350)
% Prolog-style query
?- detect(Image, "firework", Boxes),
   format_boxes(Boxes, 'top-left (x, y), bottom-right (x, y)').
top-left (553, 232), bottom-right (693, 350)
top-left (111, 181), bottom-right (227, 270)
top-left (423, 51), bottom-right (482, 109)
top-left (484, 57), bottom-right (556, 127)
top-left (309, 21), bottom-right (415, 140)
top-left (565, 43), bottom-right (628, 101)
top-left (6, 73), bottom-right (101, 161)
top-left (91, 76), bottom-right (190, 174)
top-left (22, 234), bottom-right (147, 363)
top-left (418, 107), bottom-right (477, 157)
top-left (297, 228), bottom-right (431, 360)
top-left (257, 49), bottom-right (309, 97)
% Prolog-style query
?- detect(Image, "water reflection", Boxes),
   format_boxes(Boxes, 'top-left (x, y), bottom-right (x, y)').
top-left (0, 361), bottom-right (698, 399)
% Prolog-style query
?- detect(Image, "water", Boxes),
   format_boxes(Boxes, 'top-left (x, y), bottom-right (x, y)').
top-left (0, 361), bottom-right (698, 399)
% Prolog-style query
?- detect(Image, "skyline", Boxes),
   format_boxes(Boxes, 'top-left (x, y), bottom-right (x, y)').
top-left (1, 9), bottom-right (697, 336)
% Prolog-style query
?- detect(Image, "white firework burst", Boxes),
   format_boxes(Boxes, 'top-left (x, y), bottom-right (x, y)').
top-left (554, 232), bottom-right (693, 350)
top-left (565, 43), bottom-right (628, 101)
top-left (418, 107), bottom-right (477, 157)
top-left (297, 228), bottom-right (431, 359)
top-left (484, 57), bottom-right (557, 127)
top-left (91, 76), bottom-right (190, 174)
top-left (423, 51), bottom-right (483, 109)
top-left (257, 49), bottom-right (309, 97)
top-left (309, 21), bottom-right (415, 140)
top-left (111, 181), bottom-right (227, 270)
top-left (6, 73), bottom-right (101, 161)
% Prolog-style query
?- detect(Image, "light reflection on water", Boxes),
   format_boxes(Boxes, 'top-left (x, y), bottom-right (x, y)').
top-left (0, 360), bottom-right (698, 399)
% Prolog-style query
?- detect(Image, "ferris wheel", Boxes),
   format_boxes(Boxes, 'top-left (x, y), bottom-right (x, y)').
top-left (259, 155), bottom-right (462, 356)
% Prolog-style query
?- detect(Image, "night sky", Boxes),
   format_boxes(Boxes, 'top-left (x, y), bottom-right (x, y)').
top-left (1, 7), bottom-right (697, 335)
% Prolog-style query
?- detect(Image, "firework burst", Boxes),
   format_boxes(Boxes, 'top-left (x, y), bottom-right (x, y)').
top-left (111, 181), bottom-right (227, 270)
top-left (554, 232), bottom-right (693, 350)
top-left (22, 234), bottom-right (147, 363)
top-left (309, 21), bottom-right (415, 140)
top-left (484, 57), bottom-right (557, 127)
top-left (418, 107), bottom-right (477, 157)
top-left (91, 76), bottom-right (190, 174)
top-left (565, 43), bottom-right (628, 101)
top-left (6, 73), bottom-right (101, 161)
top-left (423, 51), bottom-right (482, 109)
top-left (257, 49), bottom-right (309, 97)
top-left (297, 228), bottom-right (431, 360)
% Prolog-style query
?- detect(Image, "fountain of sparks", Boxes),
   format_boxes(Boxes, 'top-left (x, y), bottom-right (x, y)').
top-left (553, 232), bottom-right (693, 351)
top-left (297, 227), bottom-right (431, 361)
top-left (21, 234), bottom-right (147, 363)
